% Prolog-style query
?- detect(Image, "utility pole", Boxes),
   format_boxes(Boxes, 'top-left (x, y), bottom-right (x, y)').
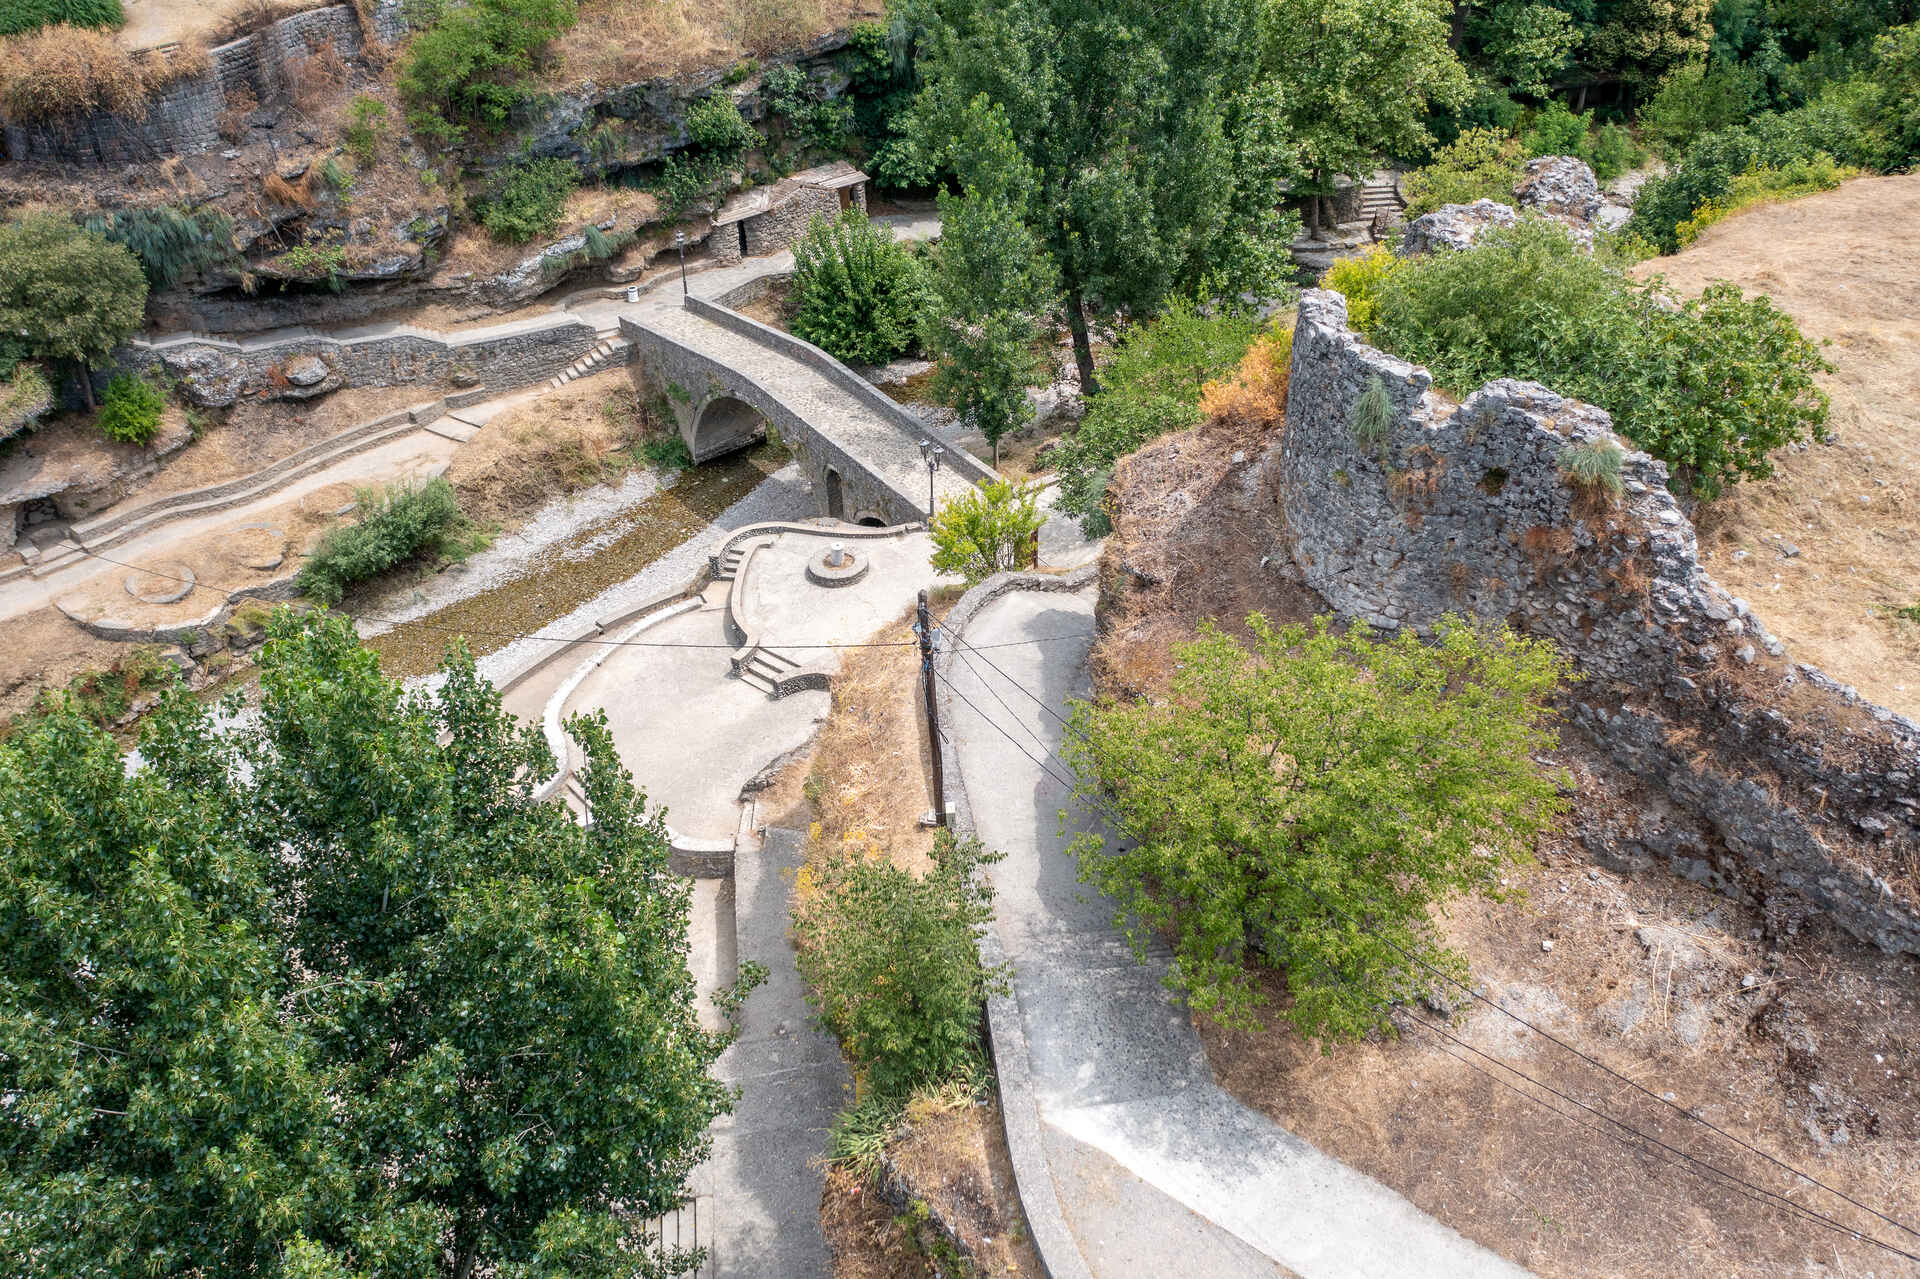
top-left (675, 230), bottom-right (688, 297)
top-left (917, 589), bottom-right (946, 827)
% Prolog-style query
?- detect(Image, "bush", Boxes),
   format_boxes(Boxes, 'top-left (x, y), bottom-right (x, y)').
top-left (1052, 299), bottom-right (1260, 532)
top-left (1673, 154), bottom-right (1854, 246)
top-left (1401, 128), bottom-right (1523, 216)
top-left (794, 830), bottom-right (1005, 1101)
top-left (1348, 374), bottom-right (1394, 459)
top-left (684, 90), bottom-right (756, 152)
top-left (1522, 101), bottom-right (1588, 159)
top-left (0, 22), bottom-right (144, 120)
top-left (1198, 327), bottom-right (1291, 430)
top-left (1587, 122), bottom-right (1645, 181)
top-left (1321, 246), bottom-right (1401, 337)
top-left (651, 93), bottom-right (757, 215)
top-left (1860, 22), bottom-right (1920, 169)
top-left (1557, 438), bottom-right (1624, 499)
top-left (81, 205), bottom-right (237, 292)
top-left (1064, 613), bottom-right (1568, 1034)
top-left (763, 63), bottom-right (852, 151)
top-left (929, 478), bottom-right (1043, 584)
top-left (341, 94), bottom-right (387, 165)
top-left (1371, 218), bottom-right (1831, 498)
top-left (0, 0), bottom-right (121, 36)
top-left (397, 0), bottom-right (576, 146)
top-left (296, 477), bottom-right (477, 605)
top-left (94, 373), bottom-right (163, 445)
top-left (1641, 59), bottom-right (1764, 154)
top-left (788, 209), bottom-right (926, 366)
top-left (479, 158), bottom-right (579, 244)
top-left (640, 432), bottom-right (692, 471)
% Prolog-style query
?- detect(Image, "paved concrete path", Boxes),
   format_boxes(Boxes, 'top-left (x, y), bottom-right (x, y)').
top-left (945, 583), bottom-right (1533, 1279)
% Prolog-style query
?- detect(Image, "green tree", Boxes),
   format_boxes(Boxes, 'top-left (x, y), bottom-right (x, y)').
top-left (1466, 1), bottom-right (1582, 98)
top-left (918, 97), bottom-right (1057, 465)
top-left (0, 211), bottom-right (146, 406)
top-left (788, 208), bottom-right (927, 366)
top-left (928, 477), bottom-right (1044, 583)
top-left (1263, 0), bottom-right (1471, 235)
top-left (1400, 126), bottom-right (1526, 214)
top-left (1590, 0), bottom-right (1715, 90)
top-left (398, 0), bottom-right (578, 146)
top-left (1064, 613), bottom-right (1568, 1036)
top-left (2, 613), bottom-right (737, 1277)
top-left (910, 0), bottom-right (1298, 392)
top-left (794, 830), bottom-right (1005, 1100)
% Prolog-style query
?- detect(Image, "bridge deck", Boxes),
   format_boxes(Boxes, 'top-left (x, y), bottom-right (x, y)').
top-left (635, 304), bottom-right (981, 516)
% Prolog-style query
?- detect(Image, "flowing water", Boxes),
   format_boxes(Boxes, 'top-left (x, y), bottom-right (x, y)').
top-left (366, 441), bottom-right (788, 679)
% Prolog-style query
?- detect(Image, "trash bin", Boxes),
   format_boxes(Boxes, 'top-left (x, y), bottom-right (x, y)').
top-left (624, 285), bottom-right (639, 303)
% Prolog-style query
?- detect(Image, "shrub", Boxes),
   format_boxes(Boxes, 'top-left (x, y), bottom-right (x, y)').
top-left (295, 477), bottom-right (478, 604)
top-left (1522, 101), bottom-right (1588, 159)
top-left (479, 158), bottom-right (579, 244)
top-left (94, 372), bottom-right (163, 445)
top-left (397, 0), bottom-right (576, 146)
top-left (1348, 374), bottom-right (1395, 459)
top-left (0, 361), bottom-right (52, 436)
top-left (763, 62), bottom-right (852, 152)
top-left (1371, 218), bottom-right (1831, 498)
top-left (1321, 246), bottom-right (1401, 337)
top-left (341, 94), bottom-right (387, 165)
top-left (793, 830), bottom-right (1005, 1101)
top-left (788, 209), bottom-right (926, 366)
top-left (929, 478), bottom-right (1043, 584)
top-left (0, 212), bottom-right (146, 375)
top-left (1587, 122), bottom-right (1644, 181)
top-left (1557, 438), bottom-right (1624, 500)
top-left (1642, 59), bottom-right (1764, 154)
top-left (640, 432), bottom-right (692, 471)
top-left (684, 90), bottom-right (756, 152)
top-left (1198, 327), bottom-right (1292, 430)
top-left (1860, 22), bottom-right (1920, 169)
top-left (1401, 127), bottom-right (1523, 216)
top-left (1064, 613), bottom-right (1568, 1034)
top-left (651, 93), bottom-right (757, 215)
top-left (1673, 154), bottom-right (1854, 246)
top-left (1053, 300), bottom-right (1260, 532)
top-left (80, 205), bottom-right (237, 292)
top-left (0, 0), bottom-right (122, 36)
top-left (0, 22), bottom-right (144, 120)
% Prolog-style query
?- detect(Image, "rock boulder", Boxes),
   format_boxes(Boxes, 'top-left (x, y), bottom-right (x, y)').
top-left (1398, 199), bottom-right (1519, 255)
top-left (1514, 155), bottom-right (1603, 222)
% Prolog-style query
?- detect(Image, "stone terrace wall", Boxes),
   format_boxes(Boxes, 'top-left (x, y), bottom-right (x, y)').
top-left (1278, 288), bottom-right (1920, 953)
top-left (3, 5), bottom-right (366, 164)
top-left (118, 315), bottom-right (599, 406)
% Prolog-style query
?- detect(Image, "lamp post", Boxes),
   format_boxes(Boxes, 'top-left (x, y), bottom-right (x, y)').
top-left (918, 439), bottom-right (944, 523)
top-left (674, 230), bottom-right (688, 297)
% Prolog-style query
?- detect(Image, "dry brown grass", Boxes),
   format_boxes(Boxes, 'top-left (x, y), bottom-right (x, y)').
top-left (0, 24), bottom-right (147, 120)
top-left (262, 168), bottom-right (312, 209)
top-left (1631, 174), bottom-right (1920, 719)
top-left (443, 369), bottom-right (660, 529)
top-left (286, 37), bottom-right (348, 115)
top-left (1198, 328), bottom-right (1291, 431)
top-left (545, 0), bottom-right (882, 92)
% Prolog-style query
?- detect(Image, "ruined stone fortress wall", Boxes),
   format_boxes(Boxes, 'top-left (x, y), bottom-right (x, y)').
top-left (1279, 288), bottom-right (1920, 953)
top-left (2, 5), bottom-right (368, 164)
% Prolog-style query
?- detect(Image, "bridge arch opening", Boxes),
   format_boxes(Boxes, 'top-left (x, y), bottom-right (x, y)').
top-left (689, 395), bottom-right (768, 462)
top-left (856, 515), bottom-right (886, 528)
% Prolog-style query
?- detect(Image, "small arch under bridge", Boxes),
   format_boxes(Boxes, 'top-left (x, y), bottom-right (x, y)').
top-left (621, 296), bottom-right (991, 527)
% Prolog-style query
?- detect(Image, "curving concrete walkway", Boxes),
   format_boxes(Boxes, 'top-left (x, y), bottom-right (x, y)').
top-left (940, 578), bottom-right (1533, 1279)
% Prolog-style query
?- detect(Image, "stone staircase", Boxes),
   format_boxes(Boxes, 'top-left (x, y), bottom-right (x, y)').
top-left (711, 540), bottom-right (751, 582)
top-left (1358, 173), bottom-right (1406, 226)
top-left (735, 644), bottom-right (801, 698)
top-left (545, 332), bottom-right (631, 391)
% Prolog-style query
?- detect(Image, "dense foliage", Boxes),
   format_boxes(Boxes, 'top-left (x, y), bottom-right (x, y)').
top-left (1065, 613), bottom-right (1568, 1035)
top-left (788, 209), bottom-right (926, 366)
top-left (1052, 300), bottom-right (1262, 532)
top-left (794, 830), bottom-right (1005, 1101)
top-left (0, 212), bottom-right (146, 387)
top-left (928, 477), bottom-right (1043, 584)
top-left (94, 371), bottom-right (163, 445)
top-left (0, 614), bottom-right (735, 1278)
top-left (653, 93), bottom-right (756, 215)
top-left (1401, 127), bottom-right (1523, 215)
top-left (0, 0), bottom-right (121, 37)
top-left (478, 157), bottom-right (580, 243)
top-left (82, 205), bottom-right (237, 291)
top-left (1358, 219), bottom-right (1831, 498)
top-left (398, 0), bottom-right (577, 146)
top-left (296, 477), bottom-right (482, 605)
top-left (910, 0), bottom-right (1298, 390)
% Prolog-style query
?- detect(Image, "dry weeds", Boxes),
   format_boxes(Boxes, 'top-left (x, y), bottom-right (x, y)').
top-left (1632, 174), bottom-right (1920, 719)
top-left (545, 0), bottom-right (881, 92)
top-left (0, 24), bottom-right (147, 120)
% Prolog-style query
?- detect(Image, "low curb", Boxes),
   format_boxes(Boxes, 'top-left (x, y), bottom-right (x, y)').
top-left (932, 563), bottom-right (1100, 1279)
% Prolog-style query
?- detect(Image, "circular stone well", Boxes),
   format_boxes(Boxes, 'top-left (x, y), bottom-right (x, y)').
top-left (805, 542), bottom-right (868, 588)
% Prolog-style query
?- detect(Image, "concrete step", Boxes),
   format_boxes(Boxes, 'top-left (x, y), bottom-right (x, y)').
top-left (648, 1196), bottom-right (716, 1278)
top-left (736, 664), bottom-right (777, 698)
top-left (420, 417), bottom-right (482, 443)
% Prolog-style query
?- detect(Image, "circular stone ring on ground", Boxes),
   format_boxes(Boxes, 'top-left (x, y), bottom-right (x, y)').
top-left (300, 483), bottom-right (360, 518)
top-left (805, 543), bottom-right (868, 587)
top-left (229, 523), bottom-right (289, 571)
top-left (125, 563), bottom-right (197, 604)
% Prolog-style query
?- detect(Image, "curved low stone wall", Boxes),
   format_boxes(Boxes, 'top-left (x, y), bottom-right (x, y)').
top-left (1280, 288), bottom-right (1920, 954)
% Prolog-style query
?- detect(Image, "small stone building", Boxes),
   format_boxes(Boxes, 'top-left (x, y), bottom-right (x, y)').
top-left (707, 162), bottom-right (870, 264)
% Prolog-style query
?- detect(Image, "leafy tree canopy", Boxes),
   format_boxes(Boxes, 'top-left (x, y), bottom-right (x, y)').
top-left (0, 211), bottom-right (146, 370)
top-left (789, 208), bottom-right (928, 366)
top-left (1, 612), bottom-right (735, 1279)
top-left (1065, 613), bottom-right (1569, 1037)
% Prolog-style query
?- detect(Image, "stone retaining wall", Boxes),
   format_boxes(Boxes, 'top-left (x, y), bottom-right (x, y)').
top-left (118, 316), bottom-right (600, 406)
top-left (1279, 288), bottom-right (1920, 954)
top-left (3, 5), bottom-right (366, 164)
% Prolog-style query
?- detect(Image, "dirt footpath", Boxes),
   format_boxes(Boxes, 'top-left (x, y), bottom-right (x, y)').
top-left (1633, 174), bottom-right (1920, 720)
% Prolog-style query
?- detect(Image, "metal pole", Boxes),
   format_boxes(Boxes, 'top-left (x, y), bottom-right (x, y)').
top-left (926, 459), bottom-right (935, 523)
top-left (918, 589), bottom-right (946, 827)
top-left (676, 232), bottom-right (688, 297)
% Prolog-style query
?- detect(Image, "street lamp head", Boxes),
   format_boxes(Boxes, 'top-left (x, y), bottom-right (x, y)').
top-left (931, 445), bottom-right (945, 471)
top-left (674, 231), bottom-right (686, 249)
top-left (918, 438), bottom-right (933, 463)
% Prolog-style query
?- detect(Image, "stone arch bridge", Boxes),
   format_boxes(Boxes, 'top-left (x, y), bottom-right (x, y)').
top-left (621, 296), bottom-right (991, 526)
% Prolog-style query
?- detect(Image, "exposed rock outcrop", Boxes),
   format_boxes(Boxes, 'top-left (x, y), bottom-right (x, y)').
top-left (1514, 154), bottom-right (1604, 221)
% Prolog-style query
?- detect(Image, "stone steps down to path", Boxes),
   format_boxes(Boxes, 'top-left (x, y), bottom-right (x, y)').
top-left (735, 645), bottom-right (800, 699)
top-left (546, 337), bottom-right (632, 391)
top-left (713, 542), bottom-right (750, 582)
